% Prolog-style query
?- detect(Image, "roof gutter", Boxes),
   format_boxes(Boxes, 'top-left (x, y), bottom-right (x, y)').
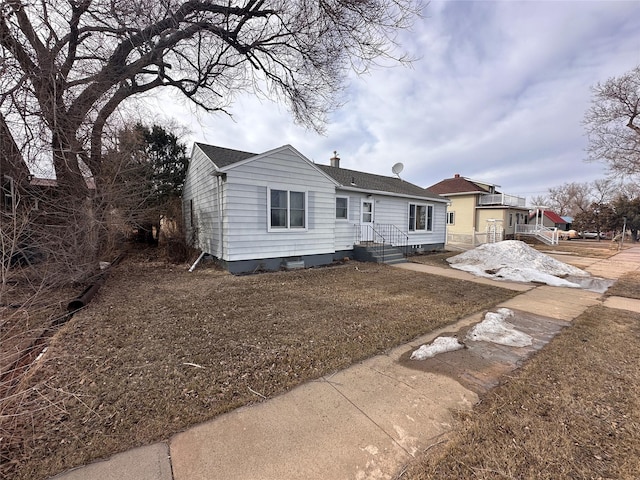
top-left (336, 185), bottom-right (450, 204)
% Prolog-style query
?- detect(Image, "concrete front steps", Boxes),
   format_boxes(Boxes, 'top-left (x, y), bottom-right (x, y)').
top-left (353, 244), bottom-right (407, 265)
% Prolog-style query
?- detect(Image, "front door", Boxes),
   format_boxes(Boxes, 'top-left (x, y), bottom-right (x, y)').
top-left (360, 199), bottom-right (374, 242)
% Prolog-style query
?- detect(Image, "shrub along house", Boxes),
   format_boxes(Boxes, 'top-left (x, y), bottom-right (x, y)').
top-left (182, 143), bottom-right (448, 273)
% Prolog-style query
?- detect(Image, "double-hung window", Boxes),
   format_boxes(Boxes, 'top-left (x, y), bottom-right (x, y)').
top-left (269, 188), bottom-right (307, 230)
top-left (1, 175), bottom-right (15, 213)
top-left (446, 211), bottom-right (455, 225)
top-left (336, 197), bottom-right (348, 219)
top-left (409, 203), bottom-right (433, 231)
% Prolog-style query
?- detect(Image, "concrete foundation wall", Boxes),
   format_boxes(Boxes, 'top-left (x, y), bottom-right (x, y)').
top-left (223, 250), bottom-right (354, 274)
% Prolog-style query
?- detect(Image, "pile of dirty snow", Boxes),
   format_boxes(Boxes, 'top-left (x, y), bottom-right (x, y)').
top-left (410, 336), bottom-right (463, 360)
top-left (410, 308), bottom-right (533, 361)
top-left (447, 240), bottom-right (588, 287)
top-left (465, 308), bottom-right (532, 347)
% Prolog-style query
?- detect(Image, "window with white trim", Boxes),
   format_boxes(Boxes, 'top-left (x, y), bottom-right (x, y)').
top-left (409, 203), bottom-right (433, 231)
top-left (268, 188), bottom-right (307, 230)
top-left (1, 175), bottom-right (15, 212)
top-left (336, 196), bottom-right (348, 219)
top-left (446, 211), bottom-right (455, 225)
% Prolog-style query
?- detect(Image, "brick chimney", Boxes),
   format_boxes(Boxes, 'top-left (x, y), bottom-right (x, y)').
top-left (454, 173), bottom-right (460, 178)
top-left (330, 151), bottom-right (340, 168)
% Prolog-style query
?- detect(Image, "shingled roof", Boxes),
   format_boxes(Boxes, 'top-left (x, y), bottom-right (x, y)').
top-left (195, 142), bottom-right (256, 168)
top-left (427, 174), bottom-right (490, 195)
top-left (195, 142), bottom-right (444, 201)
top-left (318, 165), bottom-right (442, 199)
top-left (531, 210), bottom-right (567, 224)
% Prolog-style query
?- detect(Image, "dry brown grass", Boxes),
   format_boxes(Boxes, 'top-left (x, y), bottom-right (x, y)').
top-left (606, 271), bottom-right (640, 300)
top-left (533, 239), bottom-right (621, 259)
top-left (0, 254), bottom-right (516, 480)
top-left (409, 251), bottom-right (458, 267)
top-left (401, 305), bottom-right (640, 478)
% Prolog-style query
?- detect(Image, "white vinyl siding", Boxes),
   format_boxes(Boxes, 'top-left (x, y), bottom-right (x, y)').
top-left (222, 147), bottom-right (335, 261)
top-left (182, 145), bottom-right (221, 257)
top-left (334, 192), bottom-right (447, 249)
top-left (371, 196), bottom-right (445, 245)
top-left (334, 191), bottom-right (357, 250)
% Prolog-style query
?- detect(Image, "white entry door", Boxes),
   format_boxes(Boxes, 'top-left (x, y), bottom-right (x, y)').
top-left (360, 199), bottom-right (374, 242)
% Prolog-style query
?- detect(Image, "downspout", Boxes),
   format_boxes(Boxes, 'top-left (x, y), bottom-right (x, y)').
top-left (474, 194), bottom-right (479, 234)
top-left (216, 173), bottom-right (224, 259)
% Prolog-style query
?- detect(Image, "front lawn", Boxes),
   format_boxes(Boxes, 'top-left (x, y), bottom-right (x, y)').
top-left (1, 255), bottom-right (516, 480)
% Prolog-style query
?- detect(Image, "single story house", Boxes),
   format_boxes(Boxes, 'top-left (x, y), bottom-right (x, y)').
top-left (182, 143), bottom-right (448, 273)
top-left (530, 210), bottom-right (567, 230)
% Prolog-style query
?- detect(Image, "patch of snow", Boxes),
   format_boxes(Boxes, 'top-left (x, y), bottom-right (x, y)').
top-left (466, 308), bottom-right (533, 347)
top-left (35, 346), bottom-right (48, 362)
top-left (447, 240), bottom-right (589, 287)
top-left (410, 336), bottom-right (464, 360)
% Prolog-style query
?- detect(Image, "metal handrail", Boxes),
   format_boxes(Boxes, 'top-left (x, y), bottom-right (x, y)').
top-left (356, 224), bottom-right (409, 261)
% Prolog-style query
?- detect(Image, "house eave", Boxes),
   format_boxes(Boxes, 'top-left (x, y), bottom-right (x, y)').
top-left (477, 205), bottom-right (529, 211)
top-left (215, 144), bottom-right (340, 186)
top-left (437, 191), bottom-right (487, 197)
top-left (337, 185), bottom-right (449, 204)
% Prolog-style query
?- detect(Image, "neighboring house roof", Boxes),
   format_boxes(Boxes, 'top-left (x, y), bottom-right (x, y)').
top-left (317, 164), bottom-right (443, 200)
top-left (29, 176), bottom-right (96, 190)
top-left (195, 142), bottom-right (446, 202)
top-left (561, 215), bottom-right (574, 223)
top-left (544, 211), bottom-right (566, 224)
top-left (427, 174), bottom-right (491, 195)
top-left (530, 210), bottom-right (566, 224)
top-left (30, 177), bottom-right (57, 187)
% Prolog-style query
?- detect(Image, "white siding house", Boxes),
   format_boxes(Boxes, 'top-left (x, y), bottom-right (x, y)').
top-left (183, 143), bottom-right (448, 273)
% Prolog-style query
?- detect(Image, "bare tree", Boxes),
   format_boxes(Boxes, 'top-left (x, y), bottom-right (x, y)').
top-left (543, 182), bottom-right (591, 216)
top-left (584, 65), bottom-right (640, 177)
top-left (529, 194), bottom-right (549, 208)
top-left (1, 0), bottom-right (421, 192)
top-left (535, 180), bottom-right (617, 219)
top-left (0, 0), bottom-right (422, 278)
top-left (591, 178), bottom-right (617, 204)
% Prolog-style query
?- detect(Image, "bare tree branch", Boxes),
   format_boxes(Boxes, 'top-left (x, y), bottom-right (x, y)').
top-left (0, 0), bottom-right (422, 275)
top-left (584, 65), bottom-right (640, 177)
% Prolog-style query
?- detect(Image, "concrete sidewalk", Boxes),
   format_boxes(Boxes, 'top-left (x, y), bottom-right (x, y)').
top-left (50, 247), bottom-right (640, 480)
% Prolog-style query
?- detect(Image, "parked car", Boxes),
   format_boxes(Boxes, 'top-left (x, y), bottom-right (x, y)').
top-left (579, 231), bottom-right (605, 239)
top-left (559, 229), bottom-right (578, 240)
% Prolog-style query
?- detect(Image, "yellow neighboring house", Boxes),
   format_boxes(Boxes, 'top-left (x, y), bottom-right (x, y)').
top-left (427, 174), bottom-right (530, 245)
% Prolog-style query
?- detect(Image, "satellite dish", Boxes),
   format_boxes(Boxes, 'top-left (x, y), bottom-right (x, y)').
top-left (392, 162), bottom-right (404, 179)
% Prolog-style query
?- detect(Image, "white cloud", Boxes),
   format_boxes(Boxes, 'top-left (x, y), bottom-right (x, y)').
top-left (143, 0), bottom-right (640, 202)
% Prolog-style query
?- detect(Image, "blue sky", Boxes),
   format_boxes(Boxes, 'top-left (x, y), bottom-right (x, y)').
top-left (145, 1), bottom-right (640, 203)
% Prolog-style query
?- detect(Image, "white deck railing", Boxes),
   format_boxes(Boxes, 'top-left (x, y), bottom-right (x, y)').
top-left (515, 224), bottom-right (559, 245)
top-left (478, 193), bottom-right (527, 208)
top-left (447, 228), bottom-right (504, 247)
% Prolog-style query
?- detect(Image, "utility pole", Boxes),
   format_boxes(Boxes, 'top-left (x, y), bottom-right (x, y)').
top-left (620, 216), bottom-right (627, 250)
